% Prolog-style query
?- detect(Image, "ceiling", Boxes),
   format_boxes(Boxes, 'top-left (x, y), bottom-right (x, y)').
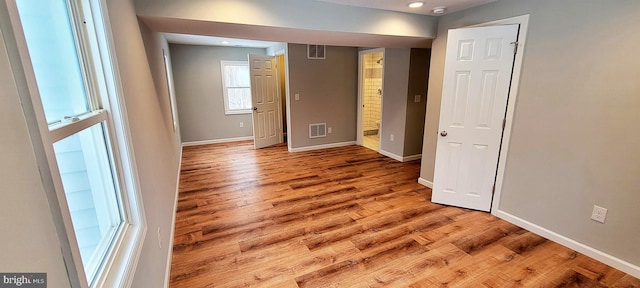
top-left (315, 0), bottom-right (497, 15)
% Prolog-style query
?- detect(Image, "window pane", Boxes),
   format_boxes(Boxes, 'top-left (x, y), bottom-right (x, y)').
top-left (17, 0), bottom-right (90, 123)
top-left (224, 65), bottom-right (250, 87)
top-left (53, 122), bottom-right (123, 281)
top-left (228, 88), bottom-right (252, 111)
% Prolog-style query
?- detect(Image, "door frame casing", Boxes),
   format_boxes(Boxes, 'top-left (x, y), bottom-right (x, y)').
top-left (465, 15), bottom-right (530, 215)
top-left (356, 48), bottom-right (385, 149)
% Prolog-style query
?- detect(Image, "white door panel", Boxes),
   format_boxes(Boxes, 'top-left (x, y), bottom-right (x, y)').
top-left (432, 25), bottom-right (519, 212)
top-left (250, 54), bottom-right (281, 149)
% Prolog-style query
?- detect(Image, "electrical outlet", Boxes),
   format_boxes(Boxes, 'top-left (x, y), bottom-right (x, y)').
top-left (239, 122), bottom-right (244, 128)
top-left (157, 227), bottom-right (162, 248)
top-left (390, 134), bottom-right (395, 142)
top-left (591, 205), bottom-right (607, 223)
top-left (414, 95), bottom-right (421, 103)
top-left (327, 127), bottom-right (332, 134)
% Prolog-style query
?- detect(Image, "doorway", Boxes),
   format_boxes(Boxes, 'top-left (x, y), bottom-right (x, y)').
top-left (277, 54), bottom-right (287, 143)
top-left (430, 15), bottom-right (530, 213)
top-left (358, 49), bottom-right (384, 151)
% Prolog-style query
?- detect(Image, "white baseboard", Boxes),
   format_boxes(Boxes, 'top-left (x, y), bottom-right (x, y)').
top-left (164, 148), bottom-right (183, 288)
top-left (289, 141), bottom-right (356, 152)
top-left (378, 149), bottom-right (403, 162)
top-left (378, 150), bottom-right (421, 162)
top-left (417, 177), bottom-right (433, 188)
top-left (495, 210), bottom-right (640, 279)
top-left (403, 154), bottom-right (422, 161)
top-left (181, 136), bottom-right (253, 147)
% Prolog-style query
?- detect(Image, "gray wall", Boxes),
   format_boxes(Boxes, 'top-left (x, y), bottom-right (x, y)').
top-left (140, 21), bottom-right (182, 148)
top-left (0, 7), bottom-right (71, 286)
top-left (421, 0), bottom-right (640, 268)
top-left (380, 48), bottom-right (411, 156)
top-left (134, 0), bottom-right (437, 41)
top-left (379, 48), bottom-right (429, 158)
top-left (287, 44), bottom-right (358, 148)
top-left (403, 48), bottom-right (430, 156)
top-left (170, 45), bottom-right (266, 143)
top-left (106, 0), bottom-right (183, 286)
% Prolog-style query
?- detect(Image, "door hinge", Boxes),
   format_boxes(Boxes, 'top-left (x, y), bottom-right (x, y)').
top-left (510, 41), bottom-right (519, 55)
top-left (502, 118), bottom-right (506, 129)
top-left (492, 185), bottom-right (496, 194)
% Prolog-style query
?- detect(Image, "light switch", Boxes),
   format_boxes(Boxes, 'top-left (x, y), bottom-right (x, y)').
top-left (414, 95), bottom-right (421, 103)
top-left (295, 93), bottom-right (300, 101)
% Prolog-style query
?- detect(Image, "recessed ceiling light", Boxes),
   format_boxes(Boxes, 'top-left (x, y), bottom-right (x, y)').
top-left (221, 41), bottom-right (231, 45)
top-left (432, 6), bottom-right (446, 14)
top-left (408, 1), bottom-right (424, 8)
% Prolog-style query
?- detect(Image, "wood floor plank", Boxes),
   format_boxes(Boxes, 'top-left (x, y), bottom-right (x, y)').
top-left (169, 141), bottom-right (639, 287)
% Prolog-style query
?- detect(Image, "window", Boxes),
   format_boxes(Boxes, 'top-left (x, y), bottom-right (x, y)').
top-left (221, 60), bottom-right (252, 114)
top-left (12, 0), bottom-right (144, 286)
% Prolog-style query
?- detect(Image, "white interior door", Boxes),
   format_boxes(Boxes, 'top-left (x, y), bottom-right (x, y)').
top-left (249, 54), bottom-right (281, 149)
top-left (432, 25), bottom-right (519, 212)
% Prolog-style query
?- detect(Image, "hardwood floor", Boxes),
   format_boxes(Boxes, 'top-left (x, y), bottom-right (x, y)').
top-left (170, 141), bottom-right (639, 287)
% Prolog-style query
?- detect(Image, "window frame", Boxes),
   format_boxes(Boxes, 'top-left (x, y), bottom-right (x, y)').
top-left (6, 0), bottom-right (146, 287)
top-left (220, 60), bottom-right (253, 115)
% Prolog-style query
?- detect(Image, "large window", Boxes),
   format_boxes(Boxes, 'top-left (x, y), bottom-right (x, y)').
top-left (12, 0), bottom-right (144, 286)
top-left (220, 60), bottom-right (252, 114)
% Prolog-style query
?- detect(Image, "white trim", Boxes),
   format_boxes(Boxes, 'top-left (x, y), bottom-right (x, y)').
top-left (288, 141), bottom-right (355, 153)
top-left (284, 46), bottom-right (293, 152)
top-left (90, 0), bottom-right (147, 286)
top-left (378, 150), bottom-right (420, 162)
top-left (4, 2), bottom-right (85, 285)
top-left (403, 154), bottom-right (422, 161)
top-left (417, 177), bottom-right (433, 189)
top-left (378, 149), bottom-right (402, 162)
top-left (356, 48), bottom-right (385, 147)
top-left (220, 60), bottom-right (252, 115)
top-left (164, 147), bottom-right (183, 288)
top-left (496, 210), bottom-right (640, 278)
top-left (468, 15), bottom-right (530, 215)
top-left (182, 136), bottom-right (254, 147)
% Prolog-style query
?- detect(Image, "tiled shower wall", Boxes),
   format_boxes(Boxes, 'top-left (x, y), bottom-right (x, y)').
top-left (363, 52), bottom-right (383, 133)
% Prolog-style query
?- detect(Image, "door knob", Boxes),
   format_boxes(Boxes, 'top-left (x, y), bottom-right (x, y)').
top-left (253, 107), bottom-right (258, 111)
top-left (440, 130), bottom-right (448, 137)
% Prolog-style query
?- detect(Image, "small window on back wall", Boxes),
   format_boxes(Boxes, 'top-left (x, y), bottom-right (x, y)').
top-left (221, 60), bottom-right (252, 114)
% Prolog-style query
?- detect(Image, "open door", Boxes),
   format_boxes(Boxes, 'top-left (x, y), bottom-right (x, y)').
top-left (249, 54), bottom-right (281, 149)
top-left (432, 25), bottom-right (519, 212)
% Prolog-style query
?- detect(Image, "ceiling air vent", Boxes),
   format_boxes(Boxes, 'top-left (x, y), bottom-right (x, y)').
top-left (309, 123), bottom-right (327, 138)
top-left (307, 44), bottom-right (326, 59)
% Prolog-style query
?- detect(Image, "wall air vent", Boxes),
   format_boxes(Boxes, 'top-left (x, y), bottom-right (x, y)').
top-left (307, 44), bottom-right (326, 59)
top-left (309, 123), bottom-right (327, 138)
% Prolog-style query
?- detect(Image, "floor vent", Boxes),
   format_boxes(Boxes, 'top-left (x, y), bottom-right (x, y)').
top-left (309, 123), bottom-right (327, 138)
top-left (307, 45), bottom-right (326, 59)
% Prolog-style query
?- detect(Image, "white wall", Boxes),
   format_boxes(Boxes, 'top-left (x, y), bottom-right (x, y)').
top-left (420, 0), bottom-right (640, 274)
